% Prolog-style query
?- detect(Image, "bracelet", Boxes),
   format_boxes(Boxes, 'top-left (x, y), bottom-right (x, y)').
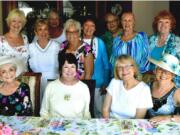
top-left (170, 114), bottom-right (176, 122)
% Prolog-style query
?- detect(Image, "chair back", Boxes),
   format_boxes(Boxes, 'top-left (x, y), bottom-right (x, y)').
top-left (18, 72), bottom-right (42, 116)
top-left (82, 79), bottom-right (96, 118)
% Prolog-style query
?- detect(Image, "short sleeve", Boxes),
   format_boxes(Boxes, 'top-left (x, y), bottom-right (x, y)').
top-left (137, 84), bottom-right (153, 109)
top-left (106, 78), bottom-right (118, 96)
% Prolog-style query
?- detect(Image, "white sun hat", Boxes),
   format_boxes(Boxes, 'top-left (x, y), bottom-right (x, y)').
top-left (148, 53), bottom-right (180, 76)
top-left (0, 56), bottom-right (26, 77)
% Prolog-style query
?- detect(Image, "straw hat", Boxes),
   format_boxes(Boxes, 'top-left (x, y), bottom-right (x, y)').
top-left (0, 56), bottom-right (26, 77)
top-left (149, 53), bottom-right (180, 76)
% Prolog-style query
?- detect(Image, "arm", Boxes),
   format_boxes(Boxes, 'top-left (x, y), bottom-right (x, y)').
top-left (40, 84), bottom-right (51, 117)
top-left (83, 85), bottom-right (91, 119)
top-left (84, 53), bottom-right (94, 80)
top-left (102, 92), bottom-right (112, 118)
top-left (135, 108), bottom-right (147, 119)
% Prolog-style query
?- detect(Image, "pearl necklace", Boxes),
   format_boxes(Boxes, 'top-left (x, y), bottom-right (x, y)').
top-left (155, 34), bottom-right (170, 47)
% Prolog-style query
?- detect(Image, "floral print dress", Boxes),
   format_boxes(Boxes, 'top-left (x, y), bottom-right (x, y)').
top-left (0, 83), bottom-right (32, 116)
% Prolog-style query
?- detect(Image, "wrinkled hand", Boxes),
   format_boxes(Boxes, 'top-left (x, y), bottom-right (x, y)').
top-left (149, 115), bottom-right (170, 125)
top-left (100, 86), bottom-right (107, 95)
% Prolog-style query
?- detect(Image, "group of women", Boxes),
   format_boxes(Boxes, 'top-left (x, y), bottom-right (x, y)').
top-left (0, 8), bottom-right (179, 124)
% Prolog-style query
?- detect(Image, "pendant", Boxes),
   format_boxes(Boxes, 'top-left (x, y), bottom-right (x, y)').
top-left (64, 94), bottom-right (71, 101)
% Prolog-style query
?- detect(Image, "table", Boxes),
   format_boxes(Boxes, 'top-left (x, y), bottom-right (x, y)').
top-left (0, 116), bottom-right (180, 135)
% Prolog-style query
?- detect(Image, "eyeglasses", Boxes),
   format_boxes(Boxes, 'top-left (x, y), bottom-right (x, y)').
top-left (156, 67), bottom-right (172, 75)
top-left (117, 64), bottom-right (133, 70)
top-left (106, 19), bottom-right (118, 24)
top-left (66, 30), bottom-right (79, 35)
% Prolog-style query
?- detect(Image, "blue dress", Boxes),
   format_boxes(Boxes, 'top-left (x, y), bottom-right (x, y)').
top-left (110, 32), bottom-right (150, 74)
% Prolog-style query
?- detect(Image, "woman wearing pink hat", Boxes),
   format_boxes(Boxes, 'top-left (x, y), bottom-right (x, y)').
top-left (147, 53), bottom-right (180, 124)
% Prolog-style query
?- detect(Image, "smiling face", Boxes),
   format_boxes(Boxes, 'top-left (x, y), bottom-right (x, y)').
top-left (155, 67), bottom-right (174, 84)
top-left (157, 18), bottom-right (171, 35)
top-left (0, 63), bottom-right (16, 83)
top-left (66, 25), bottom-right (79, 44)
top-left (48, 11), bottom-right (60, 28)
top-left (106, 14), bottom-right (119, 34)
top-left (121, 13), bottom-right (135, 32)
top-left (35, 23), bottom-right (49, 41)
top-left (116, 60), bottom-right (135, 81)
top-left (83, 20), bottom-right (96, 39)
top-left (61, 61), bottom-right (77, 81)
top-left (9, 16), bottom-right (24, 33)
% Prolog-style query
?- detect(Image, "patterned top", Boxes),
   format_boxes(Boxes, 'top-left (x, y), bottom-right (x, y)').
top-left (101, 31), bottom-right (121, 60)
top-left (0, 82), bottom-right (32, 116)
top-left (110, 32), bottom-right (150, 74)
top-left (149, 33), bottom-right (180, 71)
top-left (147, 86), bottom-right (177, 118)
top-left (60, 41), bottom-right (92, 78)
top-left (0, 35), bottom-right (29, 66)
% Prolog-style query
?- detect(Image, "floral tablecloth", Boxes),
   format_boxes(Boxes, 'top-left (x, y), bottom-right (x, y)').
top-left (0, 116), bottom-right (180, 135)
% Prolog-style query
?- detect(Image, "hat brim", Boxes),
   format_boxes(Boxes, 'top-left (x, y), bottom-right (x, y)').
top-left (0, 57), bottom-right (26, 77)
top-left (149, 58), bottom-right (180, 76)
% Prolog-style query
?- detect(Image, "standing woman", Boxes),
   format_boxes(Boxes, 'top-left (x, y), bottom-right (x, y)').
top-left (149, 10), bottom-right (180, 87)
top-left (110, 12), bottom-right (149, 74)
top-left (103, 55), bottom-right (153, 119)
top-left (28, 19), bottom-right (60, 102)
top-left (0, 9), bottom-right (29, 67)
top-left (60, 19), bottom-right (94, 80)
top-left (0, 56), bottom-right (32, 116)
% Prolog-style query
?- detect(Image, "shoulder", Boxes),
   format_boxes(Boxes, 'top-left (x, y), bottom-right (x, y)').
top-left (138, 81), bottom-right (150, 91)
top-left (19, 82), bottom-right (30, 91)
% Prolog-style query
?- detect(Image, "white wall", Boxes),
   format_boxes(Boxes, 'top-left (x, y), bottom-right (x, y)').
top-left (133, 1), bottom-right (169, 36)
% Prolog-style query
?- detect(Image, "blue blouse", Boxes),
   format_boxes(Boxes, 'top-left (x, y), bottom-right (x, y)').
top-left (110, 32), bottom-right (150, 74)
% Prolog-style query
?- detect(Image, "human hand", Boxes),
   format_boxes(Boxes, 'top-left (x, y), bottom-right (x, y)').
top-left (149, 115), bottom-right (171, 125)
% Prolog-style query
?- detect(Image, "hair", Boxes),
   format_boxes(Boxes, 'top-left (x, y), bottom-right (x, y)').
top-left (6, 8), bottom-right (26, 28)
top-left (121, 11), bottom-right (135, 21)
top-left (114, 54), bottom-right (139, 80)
top-left (82, 15), bottom-right (97, 27)
top-left (153, 10), bottom-right (176, 33)
top-left (64, 19), bottom-right (81, 36)
top-left (58, 52), bottom-right (78, 76)
top-left (34, 19), bottom-right (48, 32)
top-left (48, 9), bottom-right (59, 19)
top-left (104, 12), bottom-right (119, 22)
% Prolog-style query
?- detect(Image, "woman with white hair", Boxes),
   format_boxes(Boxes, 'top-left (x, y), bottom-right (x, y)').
top-left (0, 56), bottom-right (32, 116)
top-left (0, 9), bottom-right (29, 67)
top-left (147, 54), bottom-right (180, 124)
top-left (60, 19), bottom-right (94, 80)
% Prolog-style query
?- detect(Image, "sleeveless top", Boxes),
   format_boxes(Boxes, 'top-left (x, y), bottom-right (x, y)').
top-left (147, 85), bottom-right (177, 118)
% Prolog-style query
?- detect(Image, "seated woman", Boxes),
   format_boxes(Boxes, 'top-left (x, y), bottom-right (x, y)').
top-left (147, 54), bottom-right (180, 124)
top-left (0, 56), bottom-right (32, 116)
top-left (102, 55), bottom-right (153, 119)
top-left (40, 53), bottom-right (91, 118)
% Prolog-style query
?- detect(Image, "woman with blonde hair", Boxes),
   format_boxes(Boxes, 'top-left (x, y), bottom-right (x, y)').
top-left (103, 54), bottom-right (153, 119)
top-left (0, 9), bottom-right (29, 68)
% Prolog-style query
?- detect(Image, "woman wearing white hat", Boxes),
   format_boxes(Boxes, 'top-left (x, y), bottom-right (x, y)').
top-left (0, 56), bottom-right (32, 116)
top-left (147, 53), bottom-right (180, 124)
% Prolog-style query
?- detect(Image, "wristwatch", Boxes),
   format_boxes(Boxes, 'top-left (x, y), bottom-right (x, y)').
top-left (170, 115), bottom-right (176, 122)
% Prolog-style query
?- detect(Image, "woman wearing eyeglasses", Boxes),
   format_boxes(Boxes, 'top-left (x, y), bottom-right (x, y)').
top-left (60, 19), bottom-right (94, 80)
top-left (147, 54), bottom-right (180, 124)
top-left (102, 54), bottom-right (153, 119)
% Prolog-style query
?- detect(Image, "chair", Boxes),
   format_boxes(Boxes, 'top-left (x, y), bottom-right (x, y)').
top-left (82, 79), bottom-right (96, 118)
top-left (18, 72), bottom-right (42, 116)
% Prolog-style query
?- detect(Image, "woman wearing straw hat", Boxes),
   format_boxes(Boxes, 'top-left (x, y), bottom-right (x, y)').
top-left (147, 53), bottom-right (180, 124)
top-left (0, 56), bottom-right (32, 116)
